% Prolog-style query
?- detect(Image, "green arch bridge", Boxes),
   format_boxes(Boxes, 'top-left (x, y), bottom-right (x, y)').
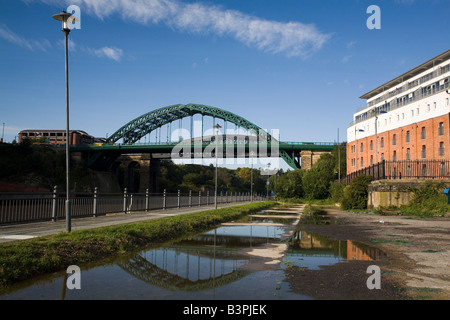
top-left (72, 104), bottom-right (336, 171)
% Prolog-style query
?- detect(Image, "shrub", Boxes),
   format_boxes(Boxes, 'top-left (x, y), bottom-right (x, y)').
top-left (330, 182), bottom-right (346, 204)
top-left (399, 181), bottom-right (449, 216)
top-left (341, 175), bottom-right (372, 210)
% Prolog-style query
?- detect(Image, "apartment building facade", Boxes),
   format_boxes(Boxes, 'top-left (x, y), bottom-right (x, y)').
top-left (347, 50), bottom-right (450, 176)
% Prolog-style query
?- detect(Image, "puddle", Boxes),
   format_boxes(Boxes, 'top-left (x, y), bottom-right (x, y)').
top-left (0, 209), bottom-right (385, 300)
top-left (282, 231), bottom-right (386, 270)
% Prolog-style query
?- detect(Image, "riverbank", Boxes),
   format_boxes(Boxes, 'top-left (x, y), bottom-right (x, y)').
top-left (287, 205), bottom-right (450, 300)
top-left (0, 201), bottom-right (276, 287)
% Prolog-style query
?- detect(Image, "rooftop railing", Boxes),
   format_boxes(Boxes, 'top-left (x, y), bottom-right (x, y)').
top-left (349, 81), bottom-right (450, 127)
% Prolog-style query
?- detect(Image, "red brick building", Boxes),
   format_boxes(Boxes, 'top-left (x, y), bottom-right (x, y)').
top-left (347, 50), bottom-right (450, 177)
top-left (18, 129), bottom-right (94, 146)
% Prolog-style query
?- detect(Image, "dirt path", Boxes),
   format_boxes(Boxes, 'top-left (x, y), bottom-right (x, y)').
top-left (286, 206), bottom-right (450, 300)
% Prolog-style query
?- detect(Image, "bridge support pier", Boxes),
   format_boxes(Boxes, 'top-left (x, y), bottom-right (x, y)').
top-left (115, 154), bottom-right (160, 194)
top-left (300, 150), bottom-right (331, 170)
top-left (139, 156), bottom-right (160, 194)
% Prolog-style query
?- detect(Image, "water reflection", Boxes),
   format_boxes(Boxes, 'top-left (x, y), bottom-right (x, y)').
top-left (283, 231), bottom-right (386, 270)
top-left (0, 210), bottom-right (385, 300)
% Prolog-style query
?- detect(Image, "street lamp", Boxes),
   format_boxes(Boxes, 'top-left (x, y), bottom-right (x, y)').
top-left (214, 124), bottom-right (222, 209)
top-left (52, 10), bottom-right (77, 232)
top-left (250, 151), bottom-right (255, 203)
top-left (266, 162), bottom-right (271, 199)
top-left (374, 110), bottom-right (387, 164)
top-left (354, 127), bottom-right (364, 170)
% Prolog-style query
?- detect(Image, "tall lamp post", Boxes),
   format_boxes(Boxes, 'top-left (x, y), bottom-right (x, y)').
top-left (52, 11), bottom-right (76, 232)
top-left (214, 124), bottom-right (222, 210)
top-left (250, 151), bottom-right (254, 203)
top-left (374, 110), bottom-right (387, 164)
top-left (354, 127), bottom-right (364, 170)
top-left (266, 162), bottom-right (271, 199)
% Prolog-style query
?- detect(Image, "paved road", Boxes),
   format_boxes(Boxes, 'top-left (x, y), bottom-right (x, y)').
top-left (0, 201), bottom-right (254, 244)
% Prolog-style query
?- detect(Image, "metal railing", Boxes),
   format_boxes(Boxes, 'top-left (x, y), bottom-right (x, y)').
top-left (337, 160), bottom-right (450, 184)
top-left (350, 80), bottom-right (450, 127)
top-left (0, 188), bottom-right (264, 225)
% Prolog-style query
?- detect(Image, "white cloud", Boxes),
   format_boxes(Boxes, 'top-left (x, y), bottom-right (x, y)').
top-left (0, 23), bottom-right (123, 62)
top-left (90, 46), bottom-right (124, 62)
top-left (51, 0), bottom-right (330, 57)
top-left (0, 24), bottom-right (52, 51)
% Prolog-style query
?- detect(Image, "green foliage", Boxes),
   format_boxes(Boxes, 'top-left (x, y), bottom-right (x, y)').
top-left (341, 175), bottom-right (372, 210)
top-left (399, 181), bottom-right (450, 216)
top-left (302, 153), bottom-right (335, 200)
top-left (272, 169), bottom-right (304, 199)
top-left (329, 182), bottom-right (346, 204)
top-left (158, 160), bottom-right (267, 194)
top-left (0, 141), bottom-right (91, 190)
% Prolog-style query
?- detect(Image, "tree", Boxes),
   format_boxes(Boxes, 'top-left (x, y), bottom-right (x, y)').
top-left (273, 169), bottom-right (304, 199)
top-left (302, 153), bottom-right (335, 199)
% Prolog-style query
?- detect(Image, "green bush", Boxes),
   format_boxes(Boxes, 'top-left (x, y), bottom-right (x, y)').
top-left (273, 170), bottom-right (304, 199)
top-left (341, 175), bottom-right (372, 210)
top-left (399, 181), bottom-right (449, 216)
top-left (329, 182), bottom-right (346, 204)
top-left (302, 153), bottom-right (335, 200)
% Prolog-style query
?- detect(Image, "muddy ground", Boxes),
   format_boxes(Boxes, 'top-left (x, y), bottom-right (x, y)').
top-left (285, 206), bottom-right (450, 300)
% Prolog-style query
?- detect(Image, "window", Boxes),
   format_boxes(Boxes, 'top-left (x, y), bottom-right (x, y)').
top-left (407, 165), bottom-right (411, 177)
top-left (392, 134), bottom-right (397, 146)
top-left (421, 127), bottom-right (426, 140)
top-left (416, 108), bottom-right (419, 115)
top-left (360, 143), bottom-right (363, 152)
top-left (380, 137), bottom-right (384, 148)
top-left (381, 153), bottom-right (384, 161)
top-left (370, 140), bottom-right (373, 151)
top-left (360, 157), bottom-right (364, 168)
top-left (421, 145), bottom-right (427, 159)
top-left (438, 122), bottom-right (444, 136)
top-left (406, 148), bottom-right (410, 160)
top-left (439, 142), bottom-right (445, 156)
top-left (370, 155), bottom-right (373, 166)
top-left (406, 130), bottom-right (410, 143)
top-left (393, 151), bottom-right (397, 162)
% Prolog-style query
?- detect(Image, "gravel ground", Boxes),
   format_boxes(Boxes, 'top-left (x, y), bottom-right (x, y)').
top-left (286, 206), bottom-right (450, 300)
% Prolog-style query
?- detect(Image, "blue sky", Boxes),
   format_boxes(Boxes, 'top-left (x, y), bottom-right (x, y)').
top-left (1, 0), bottom-right (449, 151)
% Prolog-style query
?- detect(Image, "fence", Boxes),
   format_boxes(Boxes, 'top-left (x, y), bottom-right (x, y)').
top-left (337, 160), bottom-right (450, 184)
top-left (0, 187), bottom-right (264, 225)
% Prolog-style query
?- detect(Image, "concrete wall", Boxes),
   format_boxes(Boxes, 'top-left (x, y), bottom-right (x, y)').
top-left (367, 178), bottom-right (450, 209)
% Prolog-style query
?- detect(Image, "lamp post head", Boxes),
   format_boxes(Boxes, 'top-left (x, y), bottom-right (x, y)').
top-left (52, 10), bottom-right (77, 32)
top-left (214, 123), bottom-right (222, 133)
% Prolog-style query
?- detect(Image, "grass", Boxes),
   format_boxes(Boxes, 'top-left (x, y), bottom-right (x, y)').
top-left (0, 201), bottom-right (276, 288)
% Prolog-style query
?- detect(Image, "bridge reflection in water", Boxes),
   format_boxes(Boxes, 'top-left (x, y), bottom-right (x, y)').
top-left (117, 224), bottom-right (287, 293)
top-left (116, 225), bottom-right (385, 295)
top-left (0, 213), bottom-right (386, 300)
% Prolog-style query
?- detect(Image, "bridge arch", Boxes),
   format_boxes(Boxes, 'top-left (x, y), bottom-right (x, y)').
top-left (106, 104), bottom-right (273, 145)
